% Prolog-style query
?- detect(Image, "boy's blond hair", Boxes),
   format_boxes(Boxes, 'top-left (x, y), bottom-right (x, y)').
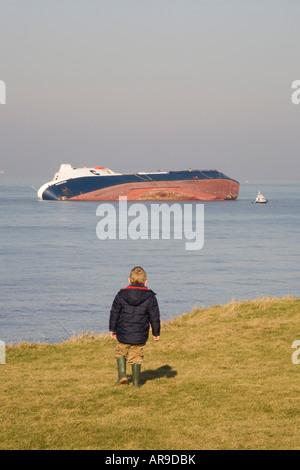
top-left (129, 266), bottom-right (147, 286)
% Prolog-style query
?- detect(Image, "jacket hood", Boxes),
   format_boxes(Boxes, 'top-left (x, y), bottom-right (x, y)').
top-left (119, 285), bottom-right (155, 306)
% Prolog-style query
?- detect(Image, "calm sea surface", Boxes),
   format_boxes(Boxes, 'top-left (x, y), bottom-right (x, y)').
top-left (0, 179), bottom-right (299, 343)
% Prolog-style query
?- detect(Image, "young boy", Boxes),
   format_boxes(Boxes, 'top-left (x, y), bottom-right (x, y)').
top-left (109, 266), bottom-right (160, 387)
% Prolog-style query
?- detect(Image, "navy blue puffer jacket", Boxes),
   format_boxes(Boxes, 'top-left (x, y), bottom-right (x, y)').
top-left (109, 285), bottom-right (161, 345)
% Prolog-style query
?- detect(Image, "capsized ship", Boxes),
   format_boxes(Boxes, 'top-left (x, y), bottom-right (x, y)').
top-left (37, 164), bottom-right (239, 201)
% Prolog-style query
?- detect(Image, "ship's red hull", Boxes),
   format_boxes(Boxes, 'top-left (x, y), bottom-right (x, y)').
top-left (69, 178), bottom-right (239, 201)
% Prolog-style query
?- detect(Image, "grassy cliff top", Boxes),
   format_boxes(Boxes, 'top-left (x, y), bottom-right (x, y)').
top-left (1, 296), bottom-right (300, 450)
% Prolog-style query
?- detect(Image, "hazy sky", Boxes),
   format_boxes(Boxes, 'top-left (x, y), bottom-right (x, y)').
top-left (0, 0), bottom-right (300, 182)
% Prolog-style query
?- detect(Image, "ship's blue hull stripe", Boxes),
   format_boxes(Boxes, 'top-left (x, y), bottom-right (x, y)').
top-left (42, 170), bottom-right (237, 200)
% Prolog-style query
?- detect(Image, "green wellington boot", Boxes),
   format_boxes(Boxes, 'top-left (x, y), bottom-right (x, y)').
top-left (132, 364), bottom-right (141, 387)
top-left (115, 357), bottom-right (128, 385)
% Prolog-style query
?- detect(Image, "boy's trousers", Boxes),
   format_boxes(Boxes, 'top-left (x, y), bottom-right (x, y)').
top-left (115, 341), bottom-right (146, 364)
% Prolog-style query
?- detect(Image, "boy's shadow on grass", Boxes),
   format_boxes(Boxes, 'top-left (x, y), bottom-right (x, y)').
top-left (140, 365), bottom-right (177, 385)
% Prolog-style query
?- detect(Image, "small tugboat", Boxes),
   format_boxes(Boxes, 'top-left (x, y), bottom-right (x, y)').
top-left (252, 191), bottom-right (268, 204)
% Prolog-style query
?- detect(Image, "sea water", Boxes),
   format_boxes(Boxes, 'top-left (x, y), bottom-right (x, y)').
top-left (0, 180), bottom-right (299, 343)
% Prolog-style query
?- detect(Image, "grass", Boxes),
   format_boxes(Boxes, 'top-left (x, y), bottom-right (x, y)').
top-left (1, 296), bottom-right (300, 450)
